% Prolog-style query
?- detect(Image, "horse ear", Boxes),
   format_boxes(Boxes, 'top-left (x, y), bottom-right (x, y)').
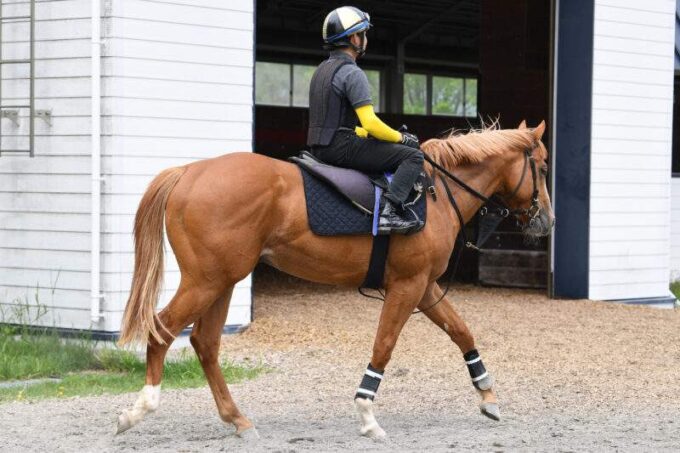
top-left (533, 120), bottom-right (546, 140)
top-left (518, 120), bottom-right (527, 129)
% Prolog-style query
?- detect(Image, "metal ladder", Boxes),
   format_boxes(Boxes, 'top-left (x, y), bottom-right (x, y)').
top-left (0, 0), bottom-right (35, 157)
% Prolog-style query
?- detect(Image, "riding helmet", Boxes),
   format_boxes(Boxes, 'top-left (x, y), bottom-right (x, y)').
top-left (322, 6), bottom-right (372, 49)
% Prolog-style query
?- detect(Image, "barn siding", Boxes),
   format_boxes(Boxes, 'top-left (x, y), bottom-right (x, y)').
top-left (670, 177), bottom-right (680, 280)
top-left (0, 0), bottom-right (254, 333)
top-left (101, 0), bottom-right (254, 331)
top-left (0, 0), bottom-right (93, 329)
top-left (589, 0), bottom-right (676, 300)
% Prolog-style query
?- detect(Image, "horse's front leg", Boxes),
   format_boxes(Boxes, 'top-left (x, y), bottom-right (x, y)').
top-left (418, 282), bottom-right (500, 421)
top-left (354, 276), bottom-right (428, 439)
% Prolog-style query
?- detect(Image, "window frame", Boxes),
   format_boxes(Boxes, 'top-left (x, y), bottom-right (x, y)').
top-left (255, 59), bottom-right (384, 111)
top-left (254, 61), bottom-right (291, 107)
top-left (402, 72), bottom-right (429, 116)
top-left (403, 70), bottom-right (479, 117)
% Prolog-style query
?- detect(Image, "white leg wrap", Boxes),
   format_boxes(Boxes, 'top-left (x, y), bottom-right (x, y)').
top-left (475, 373), bottom-right (494, 391)
top-left (354, 397), bottom-right (386, 439)
top-left (116, 385), bottom-right (161, 434)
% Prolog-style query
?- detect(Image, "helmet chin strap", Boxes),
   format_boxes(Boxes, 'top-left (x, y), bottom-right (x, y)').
top-left (350, 32), bottom-right (366, 58)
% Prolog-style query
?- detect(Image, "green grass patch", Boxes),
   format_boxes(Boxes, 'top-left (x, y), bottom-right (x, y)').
top-left (0, 329), bottom-right (100, 380)
top-left (0, 353), bottom-right (265, 403)
top-left (0, 329), bottom-right (266, 404)
top-left (670, 281), bottom-right (680, 300)
top-left (0, 293), bottom-right (266, 403)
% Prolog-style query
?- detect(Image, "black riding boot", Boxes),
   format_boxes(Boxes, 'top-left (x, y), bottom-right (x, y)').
top-left (378, 199), bottom-right (423, 235)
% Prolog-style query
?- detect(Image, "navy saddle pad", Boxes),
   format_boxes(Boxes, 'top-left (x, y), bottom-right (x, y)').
top-left (292, 152), bottom-right (427, 236)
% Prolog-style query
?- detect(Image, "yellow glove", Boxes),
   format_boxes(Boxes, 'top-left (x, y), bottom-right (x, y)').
top-left (355, 105), bottom-right (401, 143)
top-left (355, 126), bottom-right (369, 138)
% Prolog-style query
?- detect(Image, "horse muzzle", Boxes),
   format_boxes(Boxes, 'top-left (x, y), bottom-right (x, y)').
top-left (525, 211), bottom-right (554, 237)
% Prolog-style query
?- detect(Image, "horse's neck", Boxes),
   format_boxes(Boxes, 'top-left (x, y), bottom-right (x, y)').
top-left (439, 156), bottom-right (506, 227)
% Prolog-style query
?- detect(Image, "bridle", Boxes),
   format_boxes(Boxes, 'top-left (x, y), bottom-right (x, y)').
top-left (496, 143), bottom-right (541, 223)
top-left (359, 140), bottom-right (544, 314)
top-left (413, 142), bottom-right (542, 314)
top-left (422, 141), bottom-right (542, 234)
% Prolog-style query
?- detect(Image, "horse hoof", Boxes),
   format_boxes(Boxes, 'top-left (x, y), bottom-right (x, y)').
top-left (115, 413), bottom-right (132, 435)
top-left (236, 426), bottom-right (260, 440)
top-left (360, 423), bottom-right (386, 440)
top-left (480, 402), bottom-right (501, 421)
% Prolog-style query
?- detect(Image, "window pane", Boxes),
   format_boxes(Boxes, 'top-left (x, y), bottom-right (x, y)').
top-left (403, 73), bottom-right (427, 115)
top-left (432, 76), bottom-right (464, 116)
top-left (365, 69), bottom-right (381, 112)
top-left (255, 62), bottom-right (290, 106)
top-left (292, 65), bottom-right (315, 107)
top-left (465, 78), bottom-right (478, 117)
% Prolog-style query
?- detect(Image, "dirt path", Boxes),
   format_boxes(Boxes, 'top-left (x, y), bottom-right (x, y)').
top-left (2, 276), bottom-right (680, 452)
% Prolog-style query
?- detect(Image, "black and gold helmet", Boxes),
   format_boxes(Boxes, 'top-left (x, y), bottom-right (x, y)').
top-left (322, 6), bottom-right (372, 52)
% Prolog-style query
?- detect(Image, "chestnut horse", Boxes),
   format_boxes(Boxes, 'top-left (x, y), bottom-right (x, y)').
top-left (115, 121), bottom-right (554, 440)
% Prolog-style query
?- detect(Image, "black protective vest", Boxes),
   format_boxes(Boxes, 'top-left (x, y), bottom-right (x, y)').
top-left (307, 57), bottom-right (359, 147)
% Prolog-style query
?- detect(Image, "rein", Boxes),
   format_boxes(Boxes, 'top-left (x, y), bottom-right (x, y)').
top-left (414, 143), bottom-right (541, 314)
top-left (359, 142), bottom-right (542, 315)
top-left (421, 143), bottom-right (541, 226)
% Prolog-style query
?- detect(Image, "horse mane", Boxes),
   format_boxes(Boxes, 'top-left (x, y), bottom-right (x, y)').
top-left (421, 120), bottom-right (537, 168)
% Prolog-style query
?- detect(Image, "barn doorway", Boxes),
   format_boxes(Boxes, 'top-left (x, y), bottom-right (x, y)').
top-left (253, 0), bottom-right (554, 291)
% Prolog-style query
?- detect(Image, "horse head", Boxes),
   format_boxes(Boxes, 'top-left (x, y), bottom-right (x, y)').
top-left (499, 120), bottom-right (554, 237)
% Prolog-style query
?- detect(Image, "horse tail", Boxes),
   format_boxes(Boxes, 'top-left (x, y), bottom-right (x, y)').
top-left (118, 166), bottom-right (186, 346)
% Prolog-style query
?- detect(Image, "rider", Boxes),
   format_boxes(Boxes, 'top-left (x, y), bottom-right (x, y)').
top-left (307, 6), bottom-right (424, 235)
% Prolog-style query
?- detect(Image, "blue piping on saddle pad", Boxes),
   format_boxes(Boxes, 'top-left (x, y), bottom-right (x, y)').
top-left (372, 173), bottom-right (392, 236)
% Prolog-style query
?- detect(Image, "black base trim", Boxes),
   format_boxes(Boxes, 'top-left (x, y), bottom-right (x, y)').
top-left (609, 296), bottom-right (677, 307)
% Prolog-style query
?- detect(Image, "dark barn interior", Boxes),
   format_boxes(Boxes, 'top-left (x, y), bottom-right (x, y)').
top-left (254, 0), bottom-right (553, 287)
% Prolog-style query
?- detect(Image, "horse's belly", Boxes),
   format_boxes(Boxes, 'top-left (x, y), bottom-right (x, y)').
top-left (264, 232), bottom-right (374, 287)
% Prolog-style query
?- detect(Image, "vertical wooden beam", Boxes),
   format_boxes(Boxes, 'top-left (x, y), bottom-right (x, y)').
top-left (552, 0), bottom-right (594, 298)
top-left (388, 41), bottom-right (404, 114)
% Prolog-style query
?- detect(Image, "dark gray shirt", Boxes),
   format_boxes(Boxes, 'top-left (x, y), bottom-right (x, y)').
top-left (329, 51), bottom-right (373, 109)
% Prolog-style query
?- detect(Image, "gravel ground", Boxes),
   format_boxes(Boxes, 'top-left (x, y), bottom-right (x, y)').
top-left (2, 272), bottom-right (680, 452)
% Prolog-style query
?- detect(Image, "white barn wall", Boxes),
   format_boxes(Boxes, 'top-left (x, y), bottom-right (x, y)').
top-left (101, 0), bottom-right (254, 331)
top-left (0, 0), bottom-right (254, 333)
top-left (0, 0), bottom-right (94, 329)
top-left (589, 0), bottom-right (676, 300)
top-left (670, 178), bottom-right (680, 280)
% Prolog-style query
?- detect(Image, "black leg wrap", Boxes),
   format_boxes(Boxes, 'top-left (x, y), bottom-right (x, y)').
top-left (355, 363), bottom-right (383, 401)
top-left (464, 349), bottom-right (492, 390)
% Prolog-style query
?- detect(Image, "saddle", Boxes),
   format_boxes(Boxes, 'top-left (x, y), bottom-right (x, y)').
top-left (290, 151), bottom-right (430, 290)
top-left (290, 151), bottom-right (427, 236)
top-left (290, 151), bottom-right (380, 215)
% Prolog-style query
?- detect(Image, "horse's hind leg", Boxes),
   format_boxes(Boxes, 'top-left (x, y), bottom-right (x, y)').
top-left (116, 282), bottom-right (224, 434)
top-left (189, 287), bottom-right (257, 439)
top-left (418, 282), bottom-right (500, 421)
